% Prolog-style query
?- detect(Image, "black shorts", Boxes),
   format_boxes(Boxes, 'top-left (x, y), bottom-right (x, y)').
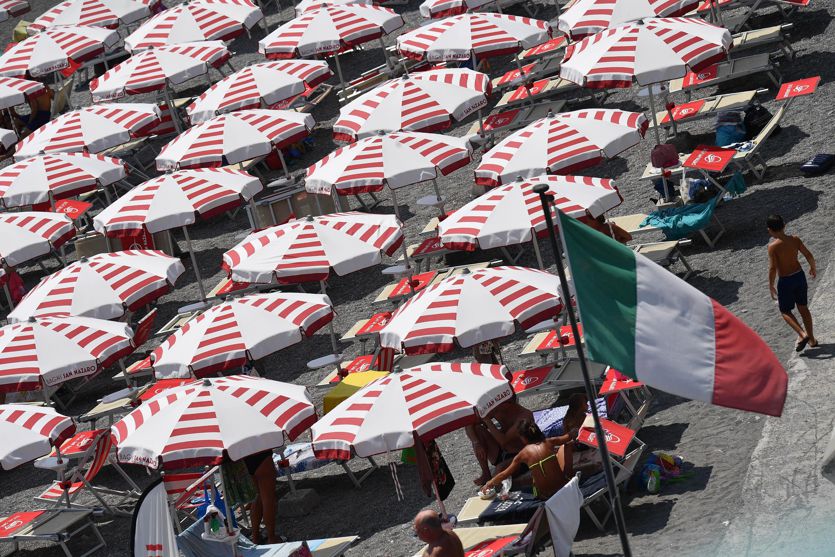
top-left (777, 271), bottom-right (808, 313)
top-left (243, 450), bottom-right (272, 475)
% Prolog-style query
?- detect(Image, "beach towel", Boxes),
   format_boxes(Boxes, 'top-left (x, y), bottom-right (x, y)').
top-left (640, 197), bottom-right (718, 240)
top-left (274, 444), bottom-right (332, 477)
top-left (545, 476), bottom-right (583, 557)
top-left (724, 172), bottom-right (747, 197)
top-left (533, 398), bottom-right (607, 438)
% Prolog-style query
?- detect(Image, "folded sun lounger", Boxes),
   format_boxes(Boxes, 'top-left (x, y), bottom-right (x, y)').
top-left (669, 52), bottom-right (782, 100)
top-left (0, 509), bottom-right (105, 557)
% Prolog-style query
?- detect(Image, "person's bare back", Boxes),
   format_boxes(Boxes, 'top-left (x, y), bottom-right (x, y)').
top-left (768, 235), bottom-right (804, 277)
top-left (424, 531), bottom-right (464, 557)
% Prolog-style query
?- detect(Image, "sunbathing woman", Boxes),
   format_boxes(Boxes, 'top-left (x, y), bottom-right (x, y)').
top-left (479, 420), bottom-right (574, 501)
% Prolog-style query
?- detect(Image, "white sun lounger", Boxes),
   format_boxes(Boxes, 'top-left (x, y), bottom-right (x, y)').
top-left (651, 89), bottom-right (767, 138)
top-left (0, 509), bottom-right (106, 557)
top-left (610, 210), bottom-right (725, 250)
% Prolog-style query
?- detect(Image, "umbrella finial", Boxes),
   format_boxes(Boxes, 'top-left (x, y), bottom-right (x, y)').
top-left (515, 175), bottom-right (525, 182)
top-left (461, 267), bottom-right (471, 275)
top-left (202, 378), bottom-right (212, 387)
top-left (27, 316), bottom-right (37, 323)
top-left (546, 109), bottom-right (555, 118)
top-left (306, 214), bottom-right (315, 222)
top-left (532, 183), bottom-right (549, 194)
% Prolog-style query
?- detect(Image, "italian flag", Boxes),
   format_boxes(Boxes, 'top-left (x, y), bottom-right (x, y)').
top-left (558, 210), bottom-right (787, 417)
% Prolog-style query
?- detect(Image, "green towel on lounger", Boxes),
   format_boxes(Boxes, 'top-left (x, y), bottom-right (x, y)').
top-left (725, 172), bottom-right (747, 197)
top-left (640, 197), bottom-right (718, 240)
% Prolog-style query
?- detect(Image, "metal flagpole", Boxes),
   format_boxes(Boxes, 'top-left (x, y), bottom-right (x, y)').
top-left (533, 183), bottom-right (632, 557)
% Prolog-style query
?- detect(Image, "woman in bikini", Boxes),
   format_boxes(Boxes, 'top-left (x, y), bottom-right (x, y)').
top-left (479, 420), bottom-right (575, 500)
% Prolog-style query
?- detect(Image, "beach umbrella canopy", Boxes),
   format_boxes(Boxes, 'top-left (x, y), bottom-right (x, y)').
top-left (0, 404), bottom-right (76, 470)
top-left (93, 168), bottom-right (262, 235)
top-left (222, 212), bottom-right (404, 284)
top-left (89, 41), bottom-right (230, 102)
top-left (0, 211), bottom-right (75, 268)
top-left (155, 109), bottom-right (314, 171)
top-left (150, 292), bottom-right (334, 379)
top-left (259, 4), bottom-right (404, 59)
top-left (0, 128), bottom-right (15, 150)
top-left (0, 25), bottom-right (120, 78)
top-left (9, 250), bottom-right (185, 322)
top-left (418, 0), bottom-right (499, 19)
top-left (0, 76), bottom-right (47, 110)
top-left (186, 60), bottom-right (332, 124)
top-left (475, 108), bottom-right (647, 188)
top-left (311, 362), bottom-right (513, 459)
top-left (380, 266), bottom-right (562, 354)
top-left (0, 315), bottom-right (134, 393)
top-left (294, 0), bottom-right (372, 16)
top-left (14, 103), bottom-right (161, 159)
top-left (438, 174), bottom-right (623, 251)
top-left (557, 0), bottom-right (701, 40)
top-left (559, 17), bottom-right (732, 89)
top-left (397, 13), bottom-right (552, 63)
top-left (0, 152), bottom-right (126, 208)
top-left (125, 0), bottom-right (263, 52)
top-left (111, 374), bottom-right (317, 469)
top-left (28, 0), bottom-right (151, 34)
top-left (333, 69), bottom-right (491, 142)
top-left (0, 0), bottom-right (30, 22)
top-left (306, 132), bottom-right (472, 195)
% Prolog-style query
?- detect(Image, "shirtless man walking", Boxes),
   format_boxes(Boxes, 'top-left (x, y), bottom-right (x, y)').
top-left (767, 214), bottom-right (817, 351)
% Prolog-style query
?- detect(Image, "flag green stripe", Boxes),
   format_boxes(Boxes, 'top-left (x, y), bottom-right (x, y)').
top-left (559, 211), bottom-right (639, 379)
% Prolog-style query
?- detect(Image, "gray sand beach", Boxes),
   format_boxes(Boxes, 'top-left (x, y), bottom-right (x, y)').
top-left (1, 0), bottom-right (835, 555)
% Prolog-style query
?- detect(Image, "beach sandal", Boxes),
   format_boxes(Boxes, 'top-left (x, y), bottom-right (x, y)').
top-left (808, 339), bottom-right (819, 348)
top-left (795, 337), bottom-right (809, 352)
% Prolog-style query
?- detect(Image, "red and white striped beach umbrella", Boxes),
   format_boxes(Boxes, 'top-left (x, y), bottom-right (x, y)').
top-left (557, 0), bottom-right (700, 40)
top-left (0, 25), bottom-right (120, 78)
top-left (93, 168), bottom-right (262, 235)
top-left (125, 0), bottom-right (263, 52)
top-left (150, 292), bottom-right (334, 379)
top-left (0, 0), bottom-right (30, 22)
top-left (333, 69), bottom-right (491, 142)
top-left (0, 212), bottom-right (75, 268)
top-left (90, 41), bottom-right (230, 102)
top-left (259, 4), bottom-right (404, 59)
top-left (438, 174), bottom-right (623, 252)
top-left (186, 60), bottom-right (332, 124)
top-left (418, 0), bottom-right (498, 19)
top-left (311, 362), bottom-right (513, 459)
top-left (155, 109), bottom-right (314, 171)
top-left (14, 103), bottom-right (161, 159)
top-left (380, 266), bottom-right (562, 354)
top-left (112, 374), bottom-right (317, 469)
top-left (28, 0), bottom-right (151, 34)
top-left (0, 152), bottom-right (126, 208)
top-left (397, 13), bottom-right (551, 63)
top-left (0, 404), bottom-right (76, 469)
top-left (306, 132), bottom-right (472, 195)
top-left (559, 17), bottom-right (732, 88)
top-left (294, 0), bottom-right (372, 16)
top-left (475, 109), bottom-right (647, 188)
top-left (222, 212), bottom-right (403, 284)
top-left (0, 76), bottom-right (46, 110)
top-left (0, 315), bottom-right (134, 393)
top-left (8, 250), bottom-right (185, 322)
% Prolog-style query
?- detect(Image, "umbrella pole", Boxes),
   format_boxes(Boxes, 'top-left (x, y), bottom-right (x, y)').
top-left (216, 469), bottom-right (239, 553)
top-left (378, 37), bottom-right (393, 72)
top-left (534, 185), bottom-right (632, 557)
top-left (331, 188), bottom-right (342, 212)
top-left (182, 226), bottom-right (207, 302)
top-left (477, 108), bottom-right (486, 139)
top-left (430, 178), bottom-right (444, 216)
top-left (276, 148), bottom-right (290, 181)
top-left (3, 283), bottom-right (14, 310)
top-left (162, 86), bottom-right (183, 134)
top-left (531, 231), bottom-right (544, 269)
top-left (333, 54), bottom-right (347, 95)
top-left (390, 186), bottom-right (402, 222)
top-left (320, 280), bottom-right (344, 375)
top-left (647, 88), bottom-right (671, 200)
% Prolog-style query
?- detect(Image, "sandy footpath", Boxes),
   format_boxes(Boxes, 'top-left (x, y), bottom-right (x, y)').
top-left (0, 0), bottom-right (834, 555)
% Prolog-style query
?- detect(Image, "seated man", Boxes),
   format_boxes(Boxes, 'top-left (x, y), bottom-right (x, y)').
top-left (414, 510), bottom-right (464, 557)
top-left (12, 83), bottom-right (54, 137)
top-left (479, 420), bottom-right (574, 501)
top-left (466, 394), bottom-right (533, 485)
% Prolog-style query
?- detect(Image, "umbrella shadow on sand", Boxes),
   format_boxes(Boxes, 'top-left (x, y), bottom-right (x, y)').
top-left (635, 423), bottom-right (690, 453)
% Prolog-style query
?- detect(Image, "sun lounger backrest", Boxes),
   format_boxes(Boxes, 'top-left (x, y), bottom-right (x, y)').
top-left (83, 431), bottom-right (112, 483)
top-left (749, 105), bottom-right (785, 150)
top-left (615, 445), bottom-right (645, 483)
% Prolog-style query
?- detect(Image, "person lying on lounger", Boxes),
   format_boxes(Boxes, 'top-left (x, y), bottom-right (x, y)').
top-left (586, 214), bottom-right (632, 244)
top-left (414, 510), bottom-right (464, 557)
top-left (466, 393), bottom-right (533, 486)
